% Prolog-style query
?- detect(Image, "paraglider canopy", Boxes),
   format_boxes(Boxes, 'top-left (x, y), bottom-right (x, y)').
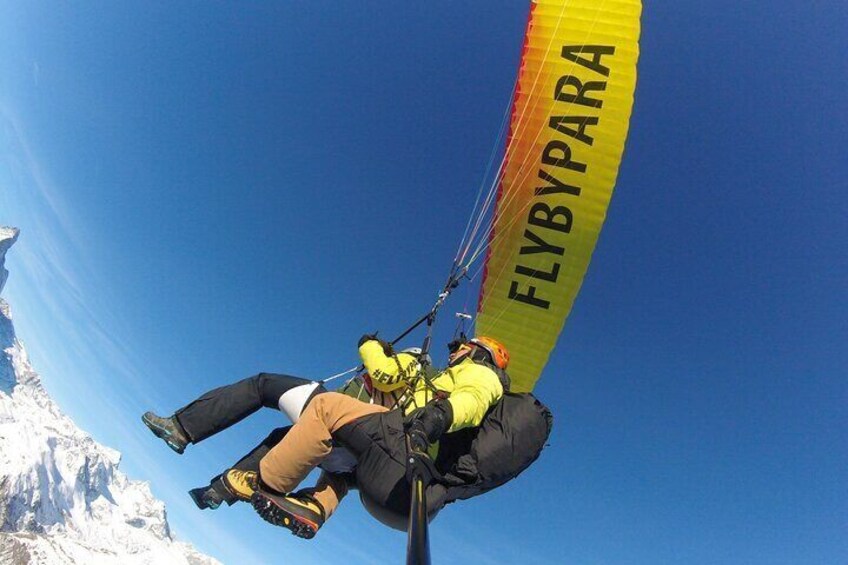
top-left (472, 0), bottom-right (642, 392)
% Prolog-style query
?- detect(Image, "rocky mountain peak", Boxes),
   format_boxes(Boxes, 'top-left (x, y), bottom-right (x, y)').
top-left (0, 227), bottom-right (19, 296)
top-left (0, 227), bottom-right (218, 564)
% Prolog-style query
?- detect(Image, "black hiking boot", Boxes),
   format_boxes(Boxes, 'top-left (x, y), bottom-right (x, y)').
top-left (189, 485), bottom-right (226, 510)
top-left (189, 475), bottom-right (242, 510)
top-left (142, 411), bottom-right (189, 454)
top-left (251, 488), bottom-right (326, 539)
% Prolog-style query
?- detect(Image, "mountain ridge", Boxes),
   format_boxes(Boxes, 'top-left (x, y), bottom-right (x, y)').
top-left (0, 226), bottom-right (219, 565)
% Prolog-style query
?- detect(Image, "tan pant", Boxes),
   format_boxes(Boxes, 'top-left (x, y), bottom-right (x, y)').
top-left (259, 392), bottom-right (389, 518)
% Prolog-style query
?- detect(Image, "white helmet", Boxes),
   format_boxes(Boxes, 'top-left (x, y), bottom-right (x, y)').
top-left (401, 346), bottom-right (431, 365)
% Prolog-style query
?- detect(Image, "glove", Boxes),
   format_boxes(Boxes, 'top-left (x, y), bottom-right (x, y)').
top-left (379, 339), bottom-right (394, 356)
top-left (357, 333), bottom-right (394, 356)
top-left (406, 419), bottom-right (431, 454)
top-left (404, 399), bottom-right (454, 454)
top-left (358, 333), bottom-right (379, 347)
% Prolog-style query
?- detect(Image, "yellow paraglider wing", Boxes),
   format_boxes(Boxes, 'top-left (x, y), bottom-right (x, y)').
top-left (476, 0), bottom-right (641, 392)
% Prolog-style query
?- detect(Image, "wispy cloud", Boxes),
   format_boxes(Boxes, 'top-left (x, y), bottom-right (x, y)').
top-left (0, 105), bottom-right (382, 564)
top-left (0, 106), bottom-right (274, 563)
top-left (1, 109), bottom-right (146, 404)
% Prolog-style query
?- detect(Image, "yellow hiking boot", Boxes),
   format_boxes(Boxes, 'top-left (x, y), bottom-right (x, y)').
top-left (222, 469), bottom-right (258, 502)
top-left (252, 488), bottom-right (326, 539)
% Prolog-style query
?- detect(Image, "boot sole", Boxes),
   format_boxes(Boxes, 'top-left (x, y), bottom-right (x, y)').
top-left (141, 414), bottom-right (186, 454)
top-left (251, 493), bottom-right (320, 539)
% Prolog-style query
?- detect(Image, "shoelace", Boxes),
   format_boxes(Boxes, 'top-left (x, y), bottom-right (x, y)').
top-left (292, 490), bottom-right (326, 521)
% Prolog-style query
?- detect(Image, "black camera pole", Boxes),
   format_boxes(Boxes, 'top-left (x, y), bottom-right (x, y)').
top-left (406, 457), bottom-right (432, 565)
top-left (404, 266), bottom-right (467, 565)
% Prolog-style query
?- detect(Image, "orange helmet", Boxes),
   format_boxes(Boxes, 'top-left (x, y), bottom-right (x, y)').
top-left (469, 336), bottom-right (510, 370)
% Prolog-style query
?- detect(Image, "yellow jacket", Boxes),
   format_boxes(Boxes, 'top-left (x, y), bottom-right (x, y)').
top-left (358, 340), bottom-right (504, 433)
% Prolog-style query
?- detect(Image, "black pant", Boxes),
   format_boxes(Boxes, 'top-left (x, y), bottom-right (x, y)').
top-left (176, 372), bottom-right (433, 525)
top-left (175, 372), bottom-right (331, 495)
top-left (231, 426), bottom-right (291, 471)
top-left (205, 426), bottom-right (292, 498)
top-left (174, 372), bottom-right (323, 443)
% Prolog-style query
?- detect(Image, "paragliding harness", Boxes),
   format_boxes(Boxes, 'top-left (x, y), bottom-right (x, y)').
top-left (381, 268), bottom-right (552, 565)
top-left (403, 351), bottom-right (553, 508)
top-left (433, 391), bottom-right (552, 504)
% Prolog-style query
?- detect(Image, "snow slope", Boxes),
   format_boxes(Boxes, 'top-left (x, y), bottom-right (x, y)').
top-left (0, 226), bottom-right (218, 564)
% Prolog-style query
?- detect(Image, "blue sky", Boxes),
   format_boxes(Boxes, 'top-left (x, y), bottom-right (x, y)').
top-left (1, 2), bottom-right (846, 564)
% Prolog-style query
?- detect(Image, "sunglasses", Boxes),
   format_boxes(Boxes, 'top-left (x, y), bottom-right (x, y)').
top-left (448, 340), bottom-right (472, 354)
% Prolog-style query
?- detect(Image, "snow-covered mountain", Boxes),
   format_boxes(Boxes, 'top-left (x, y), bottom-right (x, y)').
top-left (0, 226), bottom-right (218, 564)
